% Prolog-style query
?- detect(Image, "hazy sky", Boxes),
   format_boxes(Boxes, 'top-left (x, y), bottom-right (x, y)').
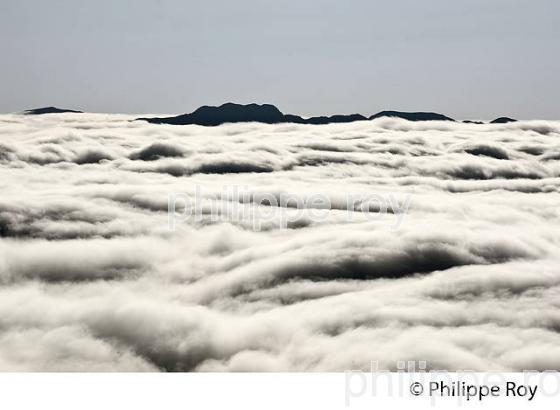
top-left (1, 0), bottom-right (558, 119)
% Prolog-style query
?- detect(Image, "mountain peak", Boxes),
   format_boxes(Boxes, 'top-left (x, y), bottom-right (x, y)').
top-left (490, 117), bottom-right (517, 124)
top-left (137, 104), bottom-right (456, 126)
top-left (370, 111), bottom-right (455, 122)
top-left (141, 103), bottom-right (285, 126)
top-left (23, 106), bottom-right (83, 115)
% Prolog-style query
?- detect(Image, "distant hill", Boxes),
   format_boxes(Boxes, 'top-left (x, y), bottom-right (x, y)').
top-left (137, 103), bottom-right (454, 126)
top-left (490, 117), bottom-right (517, 124)
top-left (305, 114), bottom-right (368, 125)
top-left (369, 111), bottom-right (455, 122)
top-left (23, 106), bottom-right (83, 115)
top-left (138, 103), bottom-right (286, 126)
top-left (463, 120), bottom-right (485, 124)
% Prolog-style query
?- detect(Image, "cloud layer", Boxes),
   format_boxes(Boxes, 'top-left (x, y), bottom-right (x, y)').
top-left (1, 113), bottom-right (560, 371)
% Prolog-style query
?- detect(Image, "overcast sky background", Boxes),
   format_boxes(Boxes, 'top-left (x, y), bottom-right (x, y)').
top-left (1, 0), bottom-right (558, 119)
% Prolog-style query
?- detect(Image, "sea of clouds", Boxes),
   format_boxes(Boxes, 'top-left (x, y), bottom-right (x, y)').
top-left (1, 113), bottom-right (560, 371)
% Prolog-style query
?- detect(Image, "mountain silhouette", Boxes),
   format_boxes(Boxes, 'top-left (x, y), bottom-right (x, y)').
top-left (463, 120), bottom-right (485, 124)
top-left (23, 106), bottom-right (83, 115)
top-left (138, 103), bottom-right (286, 126)
top-left (305, 114), bottom-right (368, 125)
top-left (490, 117), bottom-right (517, 124)
top-left (369, 111), bottom-right (455, 122)
top-left (137, 103), bottom-right (454, 126)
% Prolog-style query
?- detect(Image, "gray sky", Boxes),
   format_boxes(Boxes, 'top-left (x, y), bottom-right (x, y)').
top-left (1, 0), bottom-right (558, 119)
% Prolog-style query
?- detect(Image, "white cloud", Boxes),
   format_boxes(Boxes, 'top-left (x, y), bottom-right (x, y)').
top-left (1, 113), bottom-right (560, 371)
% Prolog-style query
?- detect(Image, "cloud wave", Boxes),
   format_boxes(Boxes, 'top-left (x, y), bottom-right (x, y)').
top-left (1, 113), bottom-right (560, 371)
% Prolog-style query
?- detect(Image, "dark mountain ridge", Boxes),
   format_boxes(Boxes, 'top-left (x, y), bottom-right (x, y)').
top-left (19, 104), bottom-right (519, 125)
top-left (490, 117), bottom-right (517, 124)
top-left (23, 106), bottom-right (83, 115)
top-left (137, 103), bottom-right (456, 126)
top-left (143, 103), bottom-right (285, 126)
top-left (369, 111), bottom-right (454, 122)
